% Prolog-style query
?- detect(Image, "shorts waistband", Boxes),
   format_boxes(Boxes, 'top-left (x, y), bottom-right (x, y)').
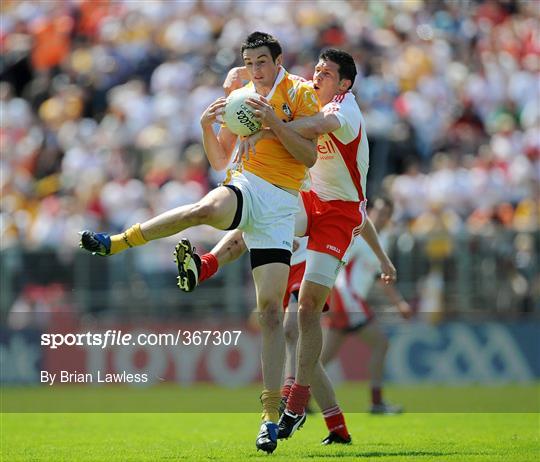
top-left (274, 184), bottom-right (298, 196)
top-left (242, 170), bottom-right (299, 197)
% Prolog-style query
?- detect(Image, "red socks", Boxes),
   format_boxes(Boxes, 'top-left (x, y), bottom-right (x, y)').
top-left (323, 405), bottom-right (350, 439)
top-left (199, 253), bottom-right (218, 283)
top-left (286, 383), bottom-right (310, 416)
top-left (281, 376), bottom-right (295, 400)
top-left (371, 387), bottom-right (382, 405)
top-left (286, 381), bottom-right (350, 440)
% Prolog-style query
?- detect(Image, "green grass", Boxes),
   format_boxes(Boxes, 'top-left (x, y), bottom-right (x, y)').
top-left (1, 384), bottom-right (539, 461)
top-left (2, 413), bottom-right (538, 461)
top-left (2, 382), bottom-right (538, 413)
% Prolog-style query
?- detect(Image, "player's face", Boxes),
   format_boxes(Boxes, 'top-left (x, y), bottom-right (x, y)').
top-left (243, 47), bottom-right (281, 91)
top-left (312, 59), bottom-right (349, 105)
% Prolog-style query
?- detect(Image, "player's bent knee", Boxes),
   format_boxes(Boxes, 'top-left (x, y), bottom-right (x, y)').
top-left (229, 238), bottom-right (247, 260)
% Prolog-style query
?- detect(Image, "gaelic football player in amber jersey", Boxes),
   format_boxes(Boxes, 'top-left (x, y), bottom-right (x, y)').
top-left (175, 49), bottom-right (397, 442)
top-left (79, 31), bottom-right (320, 454)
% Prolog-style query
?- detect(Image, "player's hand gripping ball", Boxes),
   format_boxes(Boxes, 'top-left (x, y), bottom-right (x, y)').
top-left (223, 89), bottom-right (262, 136)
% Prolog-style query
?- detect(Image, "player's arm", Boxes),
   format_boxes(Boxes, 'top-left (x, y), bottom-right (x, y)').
top-left (269, 115), bottom-right (317, 167)
top-left (200, 97), bottom-right (238, 171)
top-left (359, 217), bottom-right (396, 284)
top-left (285, 111), bottom-right (341, 138)
top-left (246, 97), bottom-right (317, 167)
top-left (378, 281), bottom-right (413, 319)
top-left (223, 66), bottom-right (249, 96)
top-left (238, 110), bottom-right (340, 160)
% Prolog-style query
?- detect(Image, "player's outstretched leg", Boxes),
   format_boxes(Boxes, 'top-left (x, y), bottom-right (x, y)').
top-left (79, 230), bottom-right (112, 256)
top-left (79, 223), bottom-right (148, 256)
top-left (80, 186), bottom-right (239, 257)
top-left (174, 239), bottom-right (201, 292)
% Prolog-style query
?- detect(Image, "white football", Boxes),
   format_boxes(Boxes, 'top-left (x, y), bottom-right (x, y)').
top-left (223, 90), bottom-right (262, 136)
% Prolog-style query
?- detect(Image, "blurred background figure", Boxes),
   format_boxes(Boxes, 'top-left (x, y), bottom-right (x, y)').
top-left (323, 197), bottom-right (413, 414)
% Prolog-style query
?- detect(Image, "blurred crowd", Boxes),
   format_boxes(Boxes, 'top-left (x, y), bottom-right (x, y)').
top-left (1, 0), bottom-right (538, 255)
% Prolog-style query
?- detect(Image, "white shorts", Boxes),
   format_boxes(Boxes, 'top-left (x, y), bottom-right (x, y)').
top-left (226, 170), bottom-right (299, 252)
top-left (304, 250), bottom-right (344, 288)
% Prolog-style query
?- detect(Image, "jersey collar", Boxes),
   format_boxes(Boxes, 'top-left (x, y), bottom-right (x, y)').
top-left (265, 66), bottom-right (286, 100)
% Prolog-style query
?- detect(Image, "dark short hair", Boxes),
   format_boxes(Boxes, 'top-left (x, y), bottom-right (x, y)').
top-left (241, 31), bottom-right (282, 62)
top-left (319, 48), bottom-right (357, 89)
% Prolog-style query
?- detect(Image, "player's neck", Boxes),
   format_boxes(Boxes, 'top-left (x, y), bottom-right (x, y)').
top-left (320, 96), bottom-right (332, 106)
top-left (321, 88), bottom-right (348, 106)
top-left (254, 84), bottom-right (272, 97)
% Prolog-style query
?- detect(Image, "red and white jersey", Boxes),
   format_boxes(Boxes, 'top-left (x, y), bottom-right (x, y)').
top-left (310, 91), bottom-right (369, 202)
top-left (334, 230), bottom-right (390, 300)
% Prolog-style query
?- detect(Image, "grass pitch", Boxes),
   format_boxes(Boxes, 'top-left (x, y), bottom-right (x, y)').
top-left (1, 383), bottom-right (539, 461)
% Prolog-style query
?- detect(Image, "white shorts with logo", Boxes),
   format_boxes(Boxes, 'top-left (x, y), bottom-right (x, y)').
top-left (226, 170), bottom-right (299, 252)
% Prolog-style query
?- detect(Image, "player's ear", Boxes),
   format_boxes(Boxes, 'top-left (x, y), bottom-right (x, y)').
top-left (275, 54), bottom-right (283, 67)
top-left (339, 79), bottom-right (351, 92)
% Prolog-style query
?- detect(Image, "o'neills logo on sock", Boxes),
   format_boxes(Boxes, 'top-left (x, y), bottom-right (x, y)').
top-left (330, 423), bottom-right (344, 431)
